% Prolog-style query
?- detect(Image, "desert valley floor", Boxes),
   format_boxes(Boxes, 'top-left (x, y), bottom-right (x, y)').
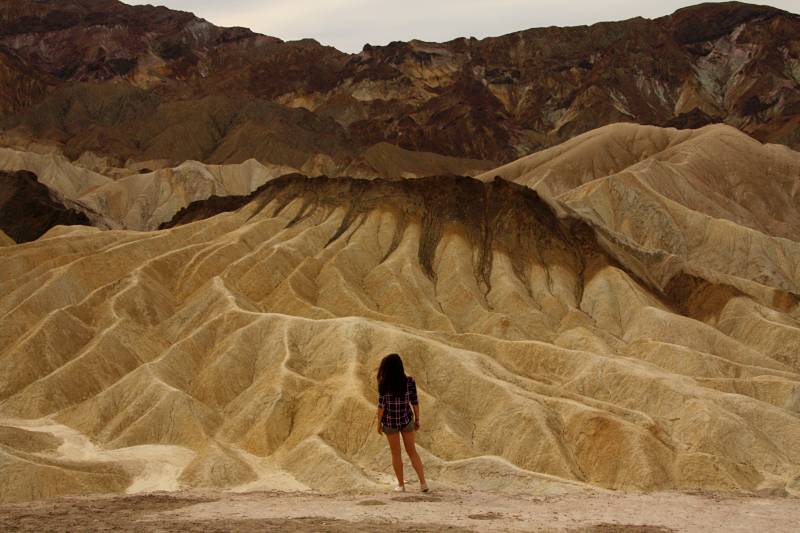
top-left (2, 489), bottom-right (800, 532)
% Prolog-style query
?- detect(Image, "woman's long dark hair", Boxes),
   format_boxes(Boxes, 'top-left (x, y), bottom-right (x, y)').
top-left (377, 353), bottom-right (407, 397)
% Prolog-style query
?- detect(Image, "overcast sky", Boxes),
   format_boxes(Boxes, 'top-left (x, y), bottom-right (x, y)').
top-left (127, 0), bottom-right (798, 53)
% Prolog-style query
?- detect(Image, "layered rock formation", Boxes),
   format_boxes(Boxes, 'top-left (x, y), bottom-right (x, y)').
top-left (0, 142), bottom-right (491, 233)
top-left (0, 0), bottom-right (797, 168)
top-left (479, 123), bottom-right (800, 296)
top-left (1, 125), bottom-right (799, 502)
top-left (0, 147), bottom-right (299, 232)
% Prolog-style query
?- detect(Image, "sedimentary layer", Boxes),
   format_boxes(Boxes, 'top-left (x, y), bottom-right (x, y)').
top-left (0, 0), bottom-right (797, 166)
top-left (1, 173), bottom-right (798, 502)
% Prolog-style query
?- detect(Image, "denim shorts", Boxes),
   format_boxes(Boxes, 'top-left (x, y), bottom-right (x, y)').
top-left (382, 417), bottom-right (414, 434)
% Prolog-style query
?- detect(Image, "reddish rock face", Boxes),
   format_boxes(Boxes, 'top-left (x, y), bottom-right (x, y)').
top-left (0, 47), bottom-right (48, 113)
top-left (0, 0), bottom-right (798, 164)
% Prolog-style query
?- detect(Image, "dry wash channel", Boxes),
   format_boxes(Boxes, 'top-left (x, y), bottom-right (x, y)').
top-left (0, 175), bottom-right (799, 503)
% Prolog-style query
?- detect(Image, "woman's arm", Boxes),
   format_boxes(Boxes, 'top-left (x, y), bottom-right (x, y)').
top-left (410, 377), bottom-right (420, 429)
top-left (376, 406), bottom-right (384, 434)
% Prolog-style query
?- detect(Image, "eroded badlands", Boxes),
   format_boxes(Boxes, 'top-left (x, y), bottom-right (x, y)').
top-left (1, 149), bottom-right (799, 501)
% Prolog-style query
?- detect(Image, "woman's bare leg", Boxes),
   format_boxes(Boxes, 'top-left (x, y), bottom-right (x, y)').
top-left (386, 432), bottom-right (404, 486)
top-left (401, 430), bottom-right (427, 488)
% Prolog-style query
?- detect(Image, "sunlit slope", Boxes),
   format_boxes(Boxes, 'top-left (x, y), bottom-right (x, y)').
top-left (478, 124), bottom-right (800, 239)
top-left (479, 123), bottom-right (800, 297)
top-left (0, 147), bottom-right (298, 231)
top-left (1, 175), bottom-right (798, 502)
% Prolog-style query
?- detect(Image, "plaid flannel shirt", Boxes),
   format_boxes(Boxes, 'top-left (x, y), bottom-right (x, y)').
top-left (378, 375), bottom-right (418, 428)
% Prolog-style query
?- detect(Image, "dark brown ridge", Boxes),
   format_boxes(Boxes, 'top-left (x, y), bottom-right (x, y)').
top-left (0, 170), bottom-right (92, 243)
top-left (162, 174), bottom-right (597, 297)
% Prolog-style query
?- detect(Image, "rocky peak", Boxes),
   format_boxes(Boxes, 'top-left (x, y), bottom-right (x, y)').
top-left (669, 1), bottom-right (790, 44)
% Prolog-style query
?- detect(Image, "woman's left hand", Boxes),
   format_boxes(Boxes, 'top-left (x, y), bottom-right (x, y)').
top-left (414, 419), bottom-right (420, 431)
top-left (377, 422), bottom-right (383, 435)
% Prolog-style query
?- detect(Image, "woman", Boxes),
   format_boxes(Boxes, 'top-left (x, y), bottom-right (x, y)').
top-left (376, 353), bottom-right (429, 492)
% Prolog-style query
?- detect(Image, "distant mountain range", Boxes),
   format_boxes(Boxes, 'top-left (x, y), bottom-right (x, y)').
top-left (0, 0), bottom-right (797, 170)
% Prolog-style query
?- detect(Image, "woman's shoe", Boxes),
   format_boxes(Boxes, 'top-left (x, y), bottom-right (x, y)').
top-left (420, 483), bottom-right (429, 493)
top-left (394, 484), bottom-right (405, 492)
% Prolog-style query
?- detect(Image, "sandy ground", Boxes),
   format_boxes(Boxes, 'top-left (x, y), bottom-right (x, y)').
top-left (0, 488), bottom-right (798, 532)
